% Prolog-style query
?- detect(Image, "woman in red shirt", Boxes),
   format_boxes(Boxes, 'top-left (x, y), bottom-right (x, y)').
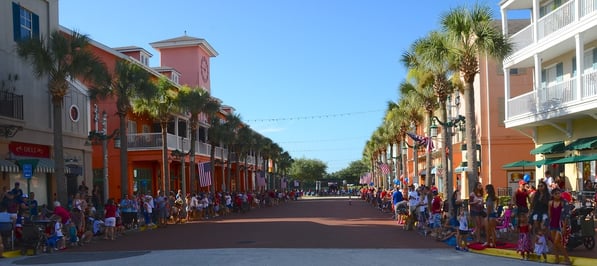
top-left (103, 198), bottom-right (117, 240)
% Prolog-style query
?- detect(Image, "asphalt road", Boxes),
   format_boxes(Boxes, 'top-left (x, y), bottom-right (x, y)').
top-left (2, 196), bottom-right (595, 265)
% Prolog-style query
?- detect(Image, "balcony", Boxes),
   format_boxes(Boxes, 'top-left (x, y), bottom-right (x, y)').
top-left (507, 68), bottom-right (597, 119)
top-left (505, 0), bottom-right (597, 56)
top-left (0, 91), bottom-right (24, 120)
top-left (127, 132), bottom-right (257, 164)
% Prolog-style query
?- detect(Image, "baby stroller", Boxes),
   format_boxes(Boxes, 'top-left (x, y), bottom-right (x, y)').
top-left (566, 203), bottom-right (595, 251)
top-left (19, 222), bottom-right (48, 255)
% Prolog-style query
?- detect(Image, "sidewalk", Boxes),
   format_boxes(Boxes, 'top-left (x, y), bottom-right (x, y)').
top-left (470, 246), bottom-right (597, 266)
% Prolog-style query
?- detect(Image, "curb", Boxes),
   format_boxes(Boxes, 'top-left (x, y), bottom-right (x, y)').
top-left (470, 247), bottom-right (597, 266)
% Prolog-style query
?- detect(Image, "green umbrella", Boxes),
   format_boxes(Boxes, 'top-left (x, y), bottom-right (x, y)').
top-left (502, 160), bottom-right (535, 168)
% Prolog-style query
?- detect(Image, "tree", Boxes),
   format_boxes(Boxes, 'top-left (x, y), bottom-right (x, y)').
top-left (330, 160), bottom-right (369, 185)
top-left (17, 30), bottom-right (109, 205)
top-left (207, 110), bottom-right (227, 193)
top-left (289, 158), bottom-right (327, 188)
top-left (90, 59), bottom-right (156, 198)
top-left (441, 4), bottom-right (511, 193)
top-left (223, 113), bottom-right (242, 192)
top-left (176, 86), bottom-right (219, 192)
top-left (133, 77), bottom-right (178, 194)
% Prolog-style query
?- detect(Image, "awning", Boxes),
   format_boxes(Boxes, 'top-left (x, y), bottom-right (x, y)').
top-left (565, 136), bottom-right (597, 151)
top-left (0, 159), bottom-right (19, 173)
top-left (530, 141), bottom-right (565, 155)
top-left (455, 166), bottom-right (466, 173)
top-left (431, 167), bottom-right (436, 175)
top-left (549, 154), bottom-right (597, 164)
top-left (17, 158), bottom-right (64, 173)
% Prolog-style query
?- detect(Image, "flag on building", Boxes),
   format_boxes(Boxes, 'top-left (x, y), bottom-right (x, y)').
top-left (378, 161), bottom-right (390, 175)
top-left (361, 172), bottom-right (372, 185)
top-left (256, 171), bottom-right (267, 187)
top-left (281, 177), bottom-right (287, 189)
top-left (406, 132), bottom-right (435, 152)
top-left (198, 162), bottom-right (212, 187)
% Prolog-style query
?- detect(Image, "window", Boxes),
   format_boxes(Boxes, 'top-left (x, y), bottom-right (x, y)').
top-left (12, 2), bottom-right (39, 41)
top-left (172, 73), bottom-right (179, 84)
top-left (127, 120), bottom-right (137, 134)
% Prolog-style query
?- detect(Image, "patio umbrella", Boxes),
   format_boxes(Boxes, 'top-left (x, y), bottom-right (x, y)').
top-left (502, 160), bottom-right (535, 168)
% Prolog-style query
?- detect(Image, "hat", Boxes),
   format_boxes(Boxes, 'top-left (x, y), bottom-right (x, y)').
top-left (518, 180), bottom-right (527, 186)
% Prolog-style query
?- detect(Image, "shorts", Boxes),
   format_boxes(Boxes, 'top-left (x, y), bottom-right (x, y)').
top-left (431, 213), bottom-right (442, 228)
top-left (488, 212), bottom-right (499, 219)
top-left (470, 210), bottom-right (484, 217)
top-left (459, 229), bottom-right (469, 235)
top-left (104, 217), bottom-right (116, 227)
top-left (532, 213), bottom-right (548, 223)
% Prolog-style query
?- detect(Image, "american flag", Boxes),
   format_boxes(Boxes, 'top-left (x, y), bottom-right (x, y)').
top-left (378, 162), bottom-right (390, 175)
top-left (406, 132), bottom-right (435, 152)
top-left (198, 162), bottom-right (212, 187)
top-left (256, 171), bottom-right (267, 187)
top-left (281, 177), bottom-right (287, 189)
top-left (361, 172), bottom-right (372, 185)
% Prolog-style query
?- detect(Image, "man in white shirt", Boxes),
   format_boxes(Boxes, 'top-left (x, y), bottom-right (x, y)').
top-left (544, 171), bottom-right (554, 192)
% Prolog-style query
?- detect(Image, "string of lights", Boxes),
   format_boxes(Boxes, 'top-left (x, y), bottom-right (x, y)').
top-left (245, 110), bottom-right (382, 122)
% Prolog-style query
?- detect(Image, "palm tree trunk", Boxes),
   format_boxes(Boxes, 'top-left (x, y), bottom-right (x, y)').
top-left (426, 113), bottom-right (433, 187)
top-left (439, 103), bottom-right (453, 219)
top-left (464, 82), bottom-right (479, 195)
top-left (210, 145), bottom-right (216, 193)
top-left (119, 113), bottom-right (128, 198)
top-left (161, 122), bottom-right (169, 194)
top-left (53, 99), bottom-right (67, 205)
top-left (189, 126), bottom-right (196, 193)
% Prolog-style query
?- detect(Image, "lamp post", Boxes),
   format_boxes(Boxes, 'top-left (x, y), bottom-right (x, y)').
top-left (88, 104), bottom-right (120, 205)
top-left (430, 113), bottom-right (465, 219)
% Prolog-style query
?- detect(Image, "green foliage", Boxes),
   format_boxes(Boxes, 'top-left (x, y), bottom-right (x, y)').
top-left (289, 158), bottom-right (327, 183)
top-left (327, 160), bottom-right (368, 185)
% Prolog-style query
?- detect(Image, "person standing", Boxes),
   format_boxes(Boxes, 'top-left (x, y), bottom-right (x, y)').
top-left (484, 184), bottom-right (498, 248)
top-left (514, 180), bottom-right (530, 232)
top-left (530, 181), bottom-right (549, 235)
top-left (548, 188), bottom-right (571, 265)
top-left (28, 192), bottom-right (38, 221)
top-left (544, 171), bottom-right (555, 192)
top-left (103, 198), bottom-right (117, 240)
top-left (469, 182), bottom-right (485, 243)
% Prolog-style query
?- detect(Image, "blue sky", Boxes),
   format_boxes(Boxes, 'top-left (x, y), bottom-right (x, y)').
top-left (59, 0), bottom-right (500, 173)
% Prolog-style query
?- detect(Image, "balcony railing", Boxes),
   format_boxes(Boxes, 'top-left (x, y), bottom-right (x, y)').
top-left (507, 68), bottom-right (597, 118)
top-left (0, 91), bottom-right (24, 120)
top-left (125, 132), bottom-right (261, 165)
top-left (581, 0), bottom-right (597, 17)
top-left (507, 0), bottom-right (597, 52)
top-left (538, 1), bottom-right (575, 39)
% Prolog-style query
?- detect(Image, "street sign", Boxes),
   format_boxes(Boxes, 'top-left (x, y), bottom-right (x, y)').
top-left (23, 163), bottom-right (33, 179)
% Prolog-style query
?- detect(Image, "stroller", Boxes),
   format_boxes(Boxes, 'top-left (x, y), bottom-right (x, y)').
top-left (19, 222), bottom-right (49, 255)
top-left (566, 203), bottom-right (595, 251)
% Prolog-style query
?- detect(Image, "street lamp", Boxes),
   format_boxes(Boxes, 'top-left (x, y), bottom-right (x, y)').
top-left (88, 105), bottom-right (120, 204)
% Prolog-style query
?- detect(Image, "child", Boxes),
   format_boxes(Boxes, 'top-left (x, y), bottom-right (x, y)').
top-left (47, 217), bottom-right (65, 251)
top-left (456, 208), bottom-right (469, 251)
top-left (68, 222), bottom-right (79, 246)
top-left (534, 228), bottom-right (548, 263)
top-left (517, 213), bottom-right (532, 260)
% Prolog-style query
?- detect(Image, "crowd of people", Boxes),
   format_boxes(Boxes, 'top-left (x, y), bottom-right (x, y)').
top-left (1, 180), bottom-right (302, 257)
top-left (359, 170), bottom-right (596, 265)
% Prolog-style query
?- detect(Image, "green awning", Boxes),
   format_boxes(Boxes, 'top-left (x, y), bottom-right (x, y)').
top-left (530, 141), bottom-right (565, 155)
top-left (502, 160), bottom-right (535, 168)
top-left (565, 136), bottom-right (597, 151)
top-left (550, 154), bottom-right (597, 164)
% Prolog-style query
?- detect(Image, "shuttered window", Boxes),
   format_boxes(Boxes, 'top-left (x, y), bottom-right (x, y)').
top-left (12, 2), bottom-right (39, 42)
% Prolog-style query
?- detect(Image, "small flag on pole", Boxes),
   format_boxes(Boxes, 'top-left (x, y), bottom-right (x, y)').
top-left (378, 162), bottom-right (390, 175)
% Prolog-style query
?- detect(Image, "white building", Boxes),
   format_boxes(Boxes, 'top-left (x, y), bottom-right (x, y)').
top-left (500, 0), bottom-right (597, 192)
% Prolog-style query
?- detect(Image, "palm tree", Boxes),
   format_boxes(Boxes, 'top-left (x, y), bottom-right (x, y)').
top-left (17, 30), bottom-right (109, 205)
top-left (441, 4), bottom-right (511, 193)
top-left (207, 111), bottom-right (227, 193)
top-left (398, 87), bottom-right (424, 186)
top-left (403, 31), bottom-right (457, 201)
top-left (133, 77), bottom-right (178, 194)
top-left (235, 126), bottom-right (254, 191)
top-left (223, 113), bottom-right (242, 192)
top-left (90, 59), bottom-right (156, 198)
top-left (176, 86), bottom-right (219, 193)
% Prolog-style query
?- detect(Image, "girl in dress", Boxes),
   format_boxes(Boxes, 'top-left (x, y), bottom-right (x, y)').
top-left (534, 228), bottom-right (548, 263)
top-left (516, 211), bottom-right (532, 260)
top-left (456, 208), bottom-right (469, 251)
